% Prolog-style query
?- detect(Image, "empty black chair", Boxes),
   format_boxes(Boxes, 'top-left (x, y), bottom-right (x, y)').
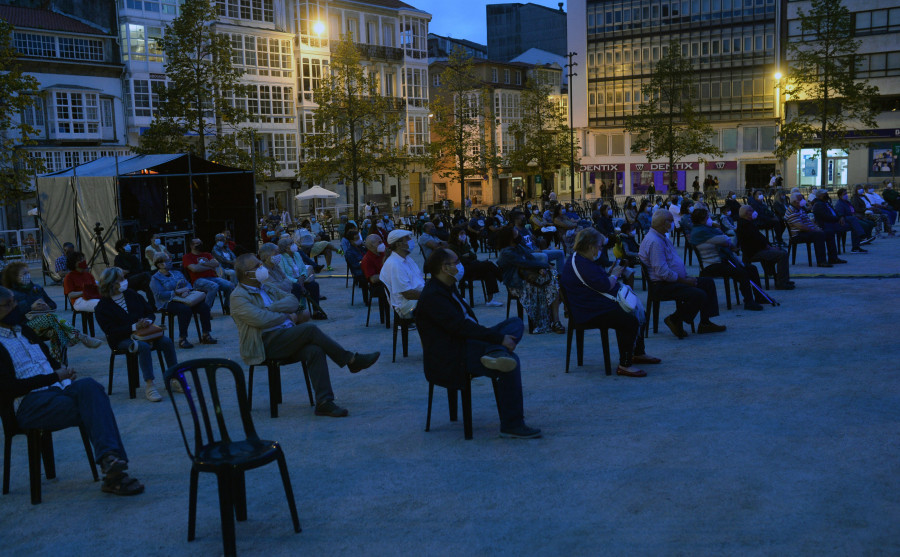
top-left (247, 359), bottom-right (314, 418)
top-left (365, 281), bottom-right (390, 329)
top-left (559, 288), bottom-right (611, 375)
top-left (164, 358), bottom-right (301, 557)
top-left (638, 261), bottom-right (696, 337)
top-left (2, 397), bottom-right (98, 504)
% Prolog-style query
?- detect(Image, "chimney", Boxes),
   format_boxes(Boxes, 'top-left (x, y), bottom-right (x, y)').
top-left (558, 2), bottom-right (564, 12)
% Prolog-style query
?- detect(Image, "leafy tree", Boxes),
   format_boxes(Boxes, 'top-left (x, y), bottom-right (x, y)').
top-left (208, 127), bottom-right (277, 184)
top-left (507, 79), bottom-right (578, 198)
top-left (625, 45), bottom-right (721, 190)
top-left (136, 0), bottom-right (250, 159)
top-left (775, 0), bottom-right (879, 182)
top-left (428, 47), bottom-right (499, 204)
top-left (298, 35), bottom-right (403, 219)
top-left (0, 21), bottom-right (45, 205)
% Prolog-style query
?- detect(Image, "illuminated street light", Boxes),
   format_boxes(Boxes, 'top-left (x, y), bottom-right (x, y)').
top-left (774, 71), bottom-right (783, 80)
top-left (313, 21), bottom-right (326, 35)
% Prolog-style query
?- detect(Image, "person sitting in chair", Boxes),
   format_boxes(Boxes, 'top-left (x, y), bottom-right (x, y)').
top-left (736, 205), bottom-right (794, 290)
top-left (182, 238), bottom-right (235, 314)
top-left (113, 239), bottom-right (155, 305)
top-left (229, 254), bottom-right (380, 417)
top-left (380, 229), bottom-right (425, 319)
top-left (638, 210), bottom-right (726, 339)
top-left (416, 249), bottom-right (541, 439)
top-left (0, 286), bottom-right (144, 496)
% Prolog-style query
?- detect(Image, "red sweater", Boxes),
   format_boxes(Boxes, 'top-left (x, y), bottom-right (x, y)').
top-left (63, 270), bottom-right (100, 300)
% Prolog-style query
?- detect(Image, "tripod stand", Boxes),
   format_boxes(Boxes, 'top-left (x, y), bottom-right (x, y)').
top-left (87, 219), bottom-right (117, 268)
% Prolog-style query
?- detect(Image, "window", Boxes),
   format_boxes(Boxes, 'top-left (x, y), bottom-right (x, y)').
top-left (21, 97), bottom-right (44, 130)
top-left (760, 126), bottom-right (776, 151)
top-left (403, 68), bottom-right (427, 106)
top-left (13, 32), bottom-right (55, 57)
top-left (58, 37), bottom-right (104, 61)
top-left (128, 24), bottom-right (146, 61)
top-left (125, 0), bottom-right (178, 14)
top-left (432, 73), bottom-right (440, 87)
top-left (15, 32), bottom-right (104, 62)
top-left (722, 128), bottom-right (737, 152)
top-left (491, 68), bottom-right (498, 82)
top-left (594, 133), bottom-right (608, 155)
top-left (504, 68), bottom-right (510, 84)
top-left (128, 79), bottom-right (165, 118)
top-left (238, 85), bottom-right (295, 123)
top-left (855, 51), bottom-right (900, 78)
top-left (51, 91), bottom-right (100, 136)
top-left (406, 115), bottom-right (428, 155)
top-left (216, 0), bottom-right (274, 23)
top-left (271, 133), bottom-right (298, 171)
top-left (301, 57), bottom-right (327, 100)
top-left (515, 71), bottom-right (522, 85)
top-left (610, 134), bottom-right (625, 155)
top-left (384, 71), bottom-right (395, 96)
top-left (147, 27), bottom-right (163, 62)
top-left (743, 127), bottom-right (758, 151)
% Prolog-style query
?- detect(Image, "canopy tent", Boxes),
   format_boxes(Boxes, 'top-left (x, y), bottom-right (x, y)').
top-left (295, 185), bottom-right (340, 217)
top-left (37, 154), bottom-right (256, 276)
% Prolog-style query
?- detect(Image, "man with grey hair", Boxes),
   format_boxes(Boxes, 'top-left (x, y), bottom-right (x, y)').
top-left (0, 286), bottom-right (144, 495)
top-left (230, 254), bottom-right (380, 417)
top-left (785, 192), bottom-right (841, 267)
top-left (638, 209), bottom-right (725, 339)
top-left (418, 222), bottom-right (447, 260)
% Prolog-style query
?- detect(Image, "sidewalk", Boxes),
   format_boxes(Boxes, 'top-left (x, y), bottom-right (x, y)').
top-left (2, 237), bottom-right (899, 555)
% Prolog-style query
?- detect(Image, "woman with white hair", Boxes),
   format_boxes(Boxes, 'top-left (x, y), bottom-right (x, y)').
top-left (149, 252), bottom-right (217, 348)
top-left (95, 267), bottom-right (177, 402)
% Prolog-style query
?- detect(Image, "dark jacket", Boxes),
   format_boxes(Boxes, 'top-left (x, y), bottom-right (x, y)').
top-left (558, 253), bottom-right (619, 324)
top-left (0, 324), bottom-right (61, 402)
top-left (95, 290), bottom-right (156, 348)
top-left (736, 218), bottom-right (769, 259)
top-left (812, 198), bottom-right (840, 227)
top-left (415, 278), bottom-right (505, 387)
top-left (10, 282), bottom-right (56, 313)
top-left (834, 198), bottom-right (857, 219)
top-left (497, 245), bottom-right (548, 290)
top-left (114, 252), bottom-right (144, 277)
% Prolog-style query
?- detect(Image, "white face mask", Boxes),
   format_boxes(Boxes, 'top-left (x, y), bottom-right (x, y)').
top-left (799, 199), bottom-right (807, 207)
top-left (758, 195), bottom-right (764, 201)
top-left (19, 273), bottom-right (31, 284)
top-left (706, 217), bottom-right (713, 226)
top-left (290, 244), bottom-right (298, 253)
top-left (731, 195), bottom-right (737, 200)
top-left (153, 238), bottom-right (161, 245)
top-left (407, 238), bottom-right (417, 252)
top-left (119, 279), bottom-right (128, 291)
top-left (377, 243), bottom-right (386, 253)
top-left (452, 262), bottom-right (465, 282)
top-left (751, 211), bottom-right (758, 219)
top-left (438, 222), bottom-right (444, 228)
top-left (252, 265), bottom-right (269, 283)
top-left (459, 234), bottom-right (467, 242)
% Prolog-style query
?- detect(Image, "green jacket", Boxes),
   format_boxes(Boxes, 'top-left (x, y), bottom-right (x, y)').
top-left (230, 283), bottom-right (299, 365)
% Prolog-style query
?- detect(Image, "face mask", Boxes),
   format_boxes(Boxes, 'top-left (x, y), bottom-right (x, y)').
top-left (706, 217), bottom-right (713, 226)
top-left (272, 254), bottom-right (283, 265)
top-left (119, 280), bottom-right (128, 291)
top-left (162, 261), bottom-right (174, 271)
top-left (311, 218), bottom-right (316, 223)
top-left (799, 199), bottom-right (807, 207)
top-left (724, 211), bottom-right (731, 217)
top-left (153, 238), bottom-right (161, 245)
top-left (842, 194), bottom-right (849, 201)
top-left (731, 195), bottom-right (737, 200)
top-left (858, 190), bottom-right (864, 195)
top-left (477, 220), bottom-right (485, 226)
top-left (459, 234), bottom-right (467, 242)
top-left (290, 244), bottom-right (298, 253)
top-left (216, 241), bottom-right (224, 248)
top-left (407, 238), bottom-right (417, 252)
top-left (752, 211), bottom-right (758, 219)
top-left (124, 245), bottom-right (132, 253)
top-left (438, 222), bottom-right (444, 228)
top-left (77, 261), bottom-right (87, 270)
top-left (267, 231), bottom-right (275, 237)
top-left (377, 244), bottom-right (385, 253)
top-left (252, 265), bottom-right (269, 283)
top-left (452, 262), bottom-right (465, 282)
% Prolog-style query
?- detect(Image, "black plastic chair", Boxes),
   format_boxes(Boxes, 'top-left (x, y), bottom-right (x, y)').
top-left (108, 344), bottom-right (166, 399)
top-left (789, 235), bottom-right (814, 266)
top-left (559, 288), bottom-right (611, 375)
top-left (365, 281), bottom-right (391, 329)
top-left (159, 307), bottom-right (202, 342)
top-left (638, 261), bottom-right (696, 337)
top-left (2, 397), bottom-right (98, 504)
top-left (392, 309), bottom-right (415, 362)
top-left (164, 358), bottom-right (301, 557)
top-left (692, 247), bottom-right (740, 310)
top-left (72, 309), bottom-right (95, 337)
top-left (247, 359), bottom-right (314, 418)
top-left (505, 290), bottom-right (533, 333)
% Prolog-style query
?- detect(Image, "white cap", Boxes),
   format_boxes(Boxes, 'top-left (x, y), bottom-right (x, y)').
top-left (387, 229), bottom-right (412, 245)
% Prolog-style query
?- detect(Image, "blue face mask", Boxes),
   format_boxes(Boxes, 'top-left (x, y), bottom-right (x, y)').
top-left (453, 262), bottom-right (465, 282)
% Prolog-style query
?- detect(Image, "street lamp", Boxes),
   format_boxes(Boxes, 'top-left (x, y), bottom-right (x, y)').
top-left (774, 71), bottom-right (786, 182)
top-left (565, 51), bottom-right (578, 202)
top-left (313, 21), bottom-right (326, 35)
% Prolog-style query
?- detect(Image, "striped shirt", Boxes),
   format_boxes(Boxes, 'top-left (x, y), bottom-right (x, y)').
top-left (0, 326), bottom-right (67, 406)
top-left (784, 205), bottom-right (821, 236)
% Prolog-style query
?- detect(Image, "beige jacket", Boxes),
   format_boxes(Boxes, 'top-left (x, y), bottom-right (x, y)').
top-left (230, 283), bottom-right (299, 365)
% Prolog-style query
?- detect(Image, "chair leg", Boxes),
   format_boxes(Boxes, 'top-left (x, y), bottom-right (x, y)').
top-left (79, 425), bottom-right (99, 481)
top-left (188, 467), bottom-right (199, 541)
top-left (652, 300), bottom-right (661, 333)
top-left (791, 242), bottom-right (797, 264)
top-left (268, 363), bottom-right (280, 418)
top-left (447, 389), bottom-right (458, 422)
top-left (215, 472), bottom-right (238, 557)
top-left (232, 471), bottom-right (247, 522)
top-left (392, 318), bottom-right (399, 362)
top-left (192, 314), bottom-right (201, 342)
top-left (247, 366), bottom-right (255, 409)
top-left (107, 352), bottom-right (116, 395)
top-left (40, 431), bottom-right (55, 480)
top-left (723, 277), bottom-right (732, 310)
top-left (564, 326), bottom-right (573, 373)
top-left (300, 362), bottom-right (314, 407)
top-left (425, 383), bottom-right (434, 431)
top-left (3, 436), bottom-right (12, 495)
top-left (576, 328), bottom-right (585, 366)
top-left (127, 353), bottom-right (139, 400)
top-left (275, 449), bottom-right (302, 533)
top-left (461, 382), bottom-right (473, 440)
top-left (601, 329), bottom-right (612, 376)
top-left (401, 323), bottom-right (409, 357)
top-left (26, 431), bottom-right (41, 505)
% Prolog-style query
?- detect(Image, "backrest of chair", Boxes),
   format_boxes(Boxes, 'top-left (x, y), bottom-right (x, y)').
top-left (692, 245), bottom-right (707, 271)
top-left (0, 395), bottom-right (22, 437)
top-left (164, 358), bottom-right (258, 460)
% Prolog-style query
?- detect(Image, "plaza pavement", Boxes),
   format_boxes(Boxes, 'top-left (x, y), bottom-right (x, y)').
top-left (2, 235), bottom-right (899, 555)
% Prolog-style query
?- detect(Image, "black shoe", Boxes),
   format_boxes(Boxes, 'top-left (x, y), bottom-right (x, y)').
top-left (348, 351), bottom-right (380, 373)
top-left (311, 311), bottom-right (328, 320)
top-left (314, 400), bottom-right (349, 417)
top-left (829, 258), bottom-right (848, 264)
top-left (318, 296), bottom-right (327, 301)
top-left (663, 314), bottom-right (688, 339)
top-left (697, 321), bottom-right (727, 334)
top-left (743, 302), bottom-right (763, 311)
top-left (849, 248), bottom-right (867, 253)
top-left (499, 424), bottom-right (542, 439)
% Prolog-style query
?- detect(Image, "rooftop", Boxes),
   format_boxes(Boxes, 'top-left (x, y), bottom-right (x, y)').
top-left (0, 4), bottom-right (106, 36)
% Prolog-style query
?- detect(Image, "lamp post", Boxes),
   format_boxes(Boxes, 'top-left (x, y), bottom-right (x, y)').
top-left (565, 51), bottom-right (578, 202)
top-left (774, 71), bottom-right (786, 184)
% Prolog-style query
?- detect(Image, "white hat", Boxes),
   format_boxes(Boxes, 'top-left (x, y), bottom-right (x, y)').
top-left (387, 229), bottom-right (412, 245)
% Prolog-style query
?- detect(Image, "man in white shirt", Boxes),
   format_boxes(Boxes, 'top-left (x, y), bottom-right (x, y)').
top-left (380, 229), bottom-right (425, 319)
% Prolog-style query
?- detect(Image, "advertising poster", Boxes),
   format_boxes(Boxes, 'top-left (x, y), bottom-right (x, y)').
top-left (870, 147), bottom-right (895, 176)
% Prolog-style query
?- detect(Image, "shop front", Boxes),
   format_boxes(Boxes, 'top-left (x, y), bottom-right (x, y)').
top-left (798, 149), bottom-right (849, 189)
top-left (581, 163), bottom-right (625, 198)
top-left (629, 161), bottom-right (700, 194)
top-left (704, 161), bottom-right (738, 194)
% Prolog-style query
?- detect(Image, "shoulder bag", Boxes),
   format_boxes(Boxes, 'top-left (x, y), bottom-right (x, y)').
top-left (570, 256), bottom-right (640, 314)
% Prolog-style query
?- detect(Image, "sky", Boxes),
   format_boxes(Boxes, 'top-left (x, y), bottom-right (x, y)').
top-left (415, 0), bottom-right (568, 46)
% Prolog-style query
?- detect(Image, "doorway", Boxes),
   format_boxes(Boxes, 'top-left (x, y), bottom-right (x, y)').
top-left (745, 163), bottom-right (775, 191)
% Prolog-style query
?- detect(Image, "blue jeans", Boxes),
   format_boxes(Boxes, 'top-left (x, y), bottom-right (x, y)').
top-left (464, 317), bottom-right (527, 430)
top-left (116, 336), bottom-right (177, 381)
top-left (193, 277), bottom-right (234, 311)
top-left (16, 378), bottom-right (127, 462)
top-left (534, 249), bottom-right (565, 270)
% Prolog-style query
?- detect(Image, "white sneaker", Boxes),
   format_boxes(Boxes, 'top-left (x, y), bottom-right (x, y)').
top-left (80, 334), bottom-right (103, 349)
top-left (169, 379), bottom-right (184, 394)
top-left (145, 385), bottom-right (162, 402)
top-left (484, 300), bottom-right (503, 307)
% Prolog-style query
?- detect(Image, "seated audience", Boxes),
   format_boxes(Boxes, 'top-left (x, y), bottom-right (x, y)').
top-left (149, 253), bottom-right (216, 349)
top-left (380, 229), bottom-right (425, 319)
top-left (344, 228), bottom-right (366, 292)
top-left (748, 190), bottom-right (782, 242)
top-left (690, 208), bottom-right (764, 311)
top-left (447, 226), bottom-right (503, 306)
top-left (785, 192), bottom-right (844, 267)
top-left (736, 205), bottom-right (794, 290)
top-left (812, 188), bottom-right (866, 255)
top-left (638, 210), bottom-right (725, 339)
top-left (835, 188), bottom-right (875, 247)
top-left (230, 254), bottom-right (379, 417)
top-left (276, 237), bottom-right (325, 319)
top-left (496, 226), bottom-right (563, 334)
top-left (95, 268), bottom-right (177, 403)
top-left (54, 242), bottom-right (75, 281)
top-left (182, 238), bottom-right (234, 314)
top-left (559, 228), bottom-right (660, 377)
top-left (295, 219), bottom-right (341, 270)
top-left (416, 249), bottom-right (541, 439)
top-left (211, 233), bottom-right (238, 284)
top-left (63, 252), bottom-right (101, 313)
top-left (144, 234), bottom-right (171, 269)
top-left (0, 286), bottom-right (144, 495)
top-left (418, 222), bottom-right (448, 260)
top-left (113, 239), bottom-right (155, 304)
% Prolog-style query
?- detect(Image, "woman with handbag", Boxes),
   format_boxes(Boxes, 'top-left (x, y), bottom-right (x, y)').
top-left (96, 267), bottom-right (177, 402)
top-left (558, 228), bottom-right (661, 377)
top-left (496, 226), bottom-right (564, 334)
top-left (149, 253), bottom-right (217, 349)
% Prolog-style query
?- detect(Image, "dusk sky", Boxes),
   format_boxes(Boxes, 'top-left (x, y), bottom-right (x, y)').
top-left (416, 0), bottom-right (568, 45)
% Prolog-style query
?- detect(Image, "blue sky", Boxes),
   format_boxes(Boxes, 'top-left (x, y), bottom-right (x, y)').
top-left (416, 0), bottom-right (568, 45)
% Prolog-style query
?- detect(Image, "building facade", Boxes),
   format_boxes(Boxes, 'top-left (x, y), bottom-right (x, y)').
top-left (487, 2), bottom-right (568, 62)
top-left (782, 0), bottom-right (900, 190)
top-left (427, 32), bottom-right (487, 61)
top-left (569, 0), bottom-right (782, 196)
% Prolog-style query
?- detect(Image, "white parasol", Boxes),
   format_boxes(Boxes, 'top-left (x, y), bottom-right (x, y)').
top-left (295, 185), bottom-right (340, 216)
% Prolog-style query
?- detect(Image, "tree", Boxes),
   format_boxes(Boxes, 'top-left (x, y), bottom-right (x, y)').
top-left (625, 45), bottom-right (722, 190)
top-left (0, 21), bottom-right (45, 205)
top-left (428, 47), bottom-right (499, 205)
top-left (774, 0), bottom-right (879, 182)
top-left (298, 35), bottom-right (403, 219)
top-left (207, 128), bottom-right (277, 184)
top-left (136, 0), bottom-right (250, 159)
top-left (507, 79), bottom-right (578, 198)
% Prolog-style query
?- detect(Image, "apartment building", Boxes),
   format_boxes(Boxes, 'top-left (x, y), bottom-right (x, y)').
top-left (487, 2), bottom-right (568, 62)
